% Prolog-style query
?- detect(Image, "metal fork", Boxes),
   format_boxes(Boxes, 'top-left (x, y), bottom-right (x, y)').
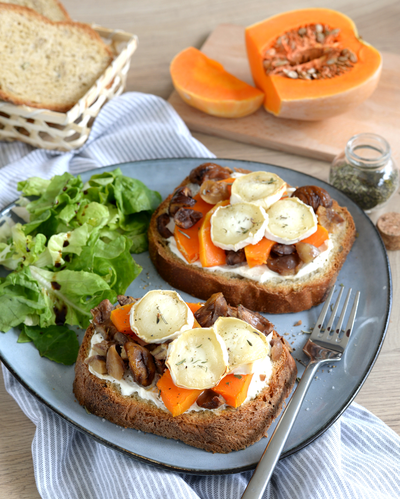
top-left (242, 285), bottom-right (360, 499)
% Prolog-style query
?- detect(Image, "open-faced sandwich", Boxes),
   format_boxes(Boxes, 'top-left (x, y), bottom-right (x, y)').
top-left (73, 291), bottom-right (297, 453)
top-left (148, 163), bottom-right (356, 314)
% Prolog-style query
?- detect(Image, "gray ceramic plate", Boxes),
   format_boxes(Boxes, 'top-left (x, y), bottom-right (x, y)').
top-left (0, 158), bottom-right (391, 475)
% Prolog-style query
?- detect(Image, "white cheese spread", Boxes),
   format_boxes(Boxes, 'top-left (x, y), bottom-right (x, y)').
top-left (168, 236), bottom-right (333, 284)
top-left (88, 332), bottom-right (274, 413)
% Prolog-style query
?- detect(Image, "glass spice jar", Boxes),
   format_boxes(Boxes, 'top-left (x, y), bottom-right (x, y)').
top-left (329, 133), bottom-right (399, 212)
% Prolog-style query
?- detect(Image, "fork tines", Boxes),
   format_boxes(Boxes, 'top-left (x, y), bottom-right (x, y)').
top-left (311, 285), bottom-right (360, 351)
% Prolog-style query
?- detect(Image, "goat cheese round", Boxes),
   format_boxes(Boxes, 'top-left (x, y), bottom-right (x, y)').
top-left (129, 290), bottom-right (194, 344)
top-left (211, 203), bottom-right (268, 251)
top-left (265, 197), bottom-right (317, 244)
top-left (213, 317), bottom-right (270, 371)
top-left (166, 328), bottom-right (228, 390)
top-left (230, 172), bottom-right (286, 209)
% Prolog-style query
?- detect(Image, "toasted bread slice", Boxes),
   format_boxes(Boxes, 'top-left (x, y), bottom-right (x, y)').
top-left (73, 322), bottom-right (297, 454)
top-left (148, 171), bottom-right (356, 314)
top-left (0, 0), bottom-right (70, 21)
top-left (0, 4), bottom-right (112, 112)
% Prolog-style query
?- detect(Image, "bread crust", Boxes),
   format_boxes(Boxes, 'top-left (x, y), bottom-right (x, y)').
top-left (0, 3), bottom-right (112, 112)
top-left (148, 177), bottom-right (356, 314)
top-left (73, 324), bottom-right (297, 453)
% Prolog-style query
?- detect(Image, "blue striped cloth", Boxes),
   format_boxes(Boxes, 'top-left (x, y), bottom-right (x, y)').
top-left (1, 93), bottom-right (400, 499)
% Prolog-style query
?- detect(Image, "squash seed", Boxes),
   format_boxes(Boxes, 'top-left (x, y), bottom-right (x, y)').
top-left (287, 70), bottom-right (298, 79)
top-left (348, 51), bottom-right (358, 63)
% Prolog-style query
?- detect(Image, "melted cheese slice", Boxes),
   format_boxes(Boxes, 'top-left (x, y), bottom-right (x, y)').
top-left (213, 317), bottom-right (270, 371)
top-left (211, 203), bottom-right (268, 251)
top-left (230, 172), bottom-right (286, 209)
top-left (129, 290), bottom-right (194, 344)
top-left (166, 328), bottom-right (228, 390)
top-left (265, 197), bottom-right (317, 244)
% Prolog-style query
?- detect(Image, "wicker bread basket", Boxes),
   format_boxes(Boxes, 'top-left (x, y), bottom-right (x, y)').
top-left (0, 25), bottom-right (138, 151)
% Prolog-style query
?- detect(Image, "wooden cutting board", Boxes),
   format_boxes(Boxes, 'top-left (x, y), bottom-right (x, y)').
top-left (168, 24), bottom-right (400, 164)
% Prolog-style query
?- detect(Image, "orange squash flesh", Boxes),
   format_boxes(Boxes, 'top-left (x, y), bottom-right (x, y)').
top-left (301, 224), bottom-right (329, 247)
top-left (110, 303), bottom-right (134, 334)
top-left (245, 237), bottom-right (276, 268)
top-left (198, 200), bottom-right (229, 267)
top-left (157, 370), bottom-right (202, 417)
top-left (245, 8), bottom-right (382, 120)
top-left (213, 373), bottom-right (253, 408)
top-left (170, 47), bottom-right (264, 118)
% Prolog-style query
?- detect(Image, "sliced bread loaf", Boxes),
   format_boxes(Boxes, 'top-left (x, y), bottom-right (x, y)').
top-left (0, 0), bottom-right (70, 21)
top-left (0, 4), bottom-right (113, 112)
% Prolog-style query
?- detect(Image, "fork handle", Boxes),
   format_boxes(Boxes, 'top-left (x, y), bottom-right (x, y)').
top-left (241, 360), bottom-right (321, 499)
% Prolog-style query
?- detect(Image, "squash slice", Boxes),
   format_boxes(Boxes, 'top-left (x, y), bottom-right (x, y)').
top-left (170, 47), bottom-right (264, 118)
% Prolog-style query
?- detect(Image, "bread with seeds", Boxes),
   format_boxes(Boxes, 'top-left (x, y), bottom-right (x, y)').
top-left (0, 0), bottom-right (70, 21)
top-left (0, 4), bottom-right (112, 112)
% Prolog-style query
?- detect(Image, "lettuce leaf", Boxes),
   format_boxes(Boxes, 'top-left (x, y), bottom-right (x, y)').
top-left (29, 266), bottom-right (116, 329)
top-left (22, 324), bottom-right (80, 365)
top-left (17, 177), bottom-right (51, 196)
top-left (0, 168), bottom-right (161, 364)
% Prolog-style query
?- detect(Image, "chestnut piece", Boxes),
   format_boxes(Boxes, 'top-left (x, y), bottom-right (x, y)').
top-left (189, 162), bottom-right (232, 185)
top-left (270, 338), bottom-right (283, 361)
top-left (296, 242), bottom-right (321, 263)
top-left (195, 292), bottom-right (228, 327)
top-left (150, 342), bottom-right (169, 360)
top-left (316, 205), bottom-right (344, 234)
top-left (117, 295), bottom-right (137, 306)
top-left (271, 243), bottom-right (296, 256)
top-left (153, 357), bottom-right (166, 375)
top-left (91, 299), bottom-right (119, 340)
top-left (169, 186), bottom-right (196, 216)
top-left (196, 389), bottom-right (225, 409)
top-left (292, 185), bottom-right (333, 212)
top-left (237, 305), bottom-right (275, 335)
top-left (174, 208), bottom-right (203, 229)
top-left (125, 342), bottom-right (156, 387)
top-left (226, 248), bottom-right (246, 266)
top-left (267, 253), bottom-right (301, 276)
top-left (92, 340), bottom-right (112, 356)
top-left (157, 213), bottom-right (173, 238)
top-left (106, 345), bottom-right (125, 380)
top-left (199, 179), bottom-right (231, 204)
top-left (85, 355), bottom-right (107, 375)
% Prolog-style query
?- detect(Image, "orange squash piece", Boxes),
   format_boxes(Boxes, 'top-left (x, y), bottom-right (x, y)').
top-left (110, 303), bottom-right (134, 334)
top-left (245, 9), bottom-right (382, 120)
top-left (170, 47), bottom-right (264, 118)
top-left (173, 193), bottom-right (214, 264)
top-left (213, 373), bottom-right (253, 408)
top-left (157, 369), bottom-right (202, 417)
top-left (301, 224), bottom-right (329, 247)
top-left (198, 200), bottom-right (229, 267)
top-left (186, 302), bottom-right (204, 315)
top-left (245, 237), bottom-right (276, 268)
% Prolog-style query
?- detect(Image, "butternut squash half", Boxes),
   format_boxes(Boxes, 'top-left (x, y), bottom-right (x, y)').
top-left (170, 47), bottom-right (264, 118)
top-left (245, 9), bottom-right (382, 120)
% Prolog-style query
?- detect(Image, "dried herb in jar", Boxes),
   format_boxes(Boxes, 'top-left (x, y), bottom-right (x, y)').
top-left (330, 163), bottom-right (399, 211)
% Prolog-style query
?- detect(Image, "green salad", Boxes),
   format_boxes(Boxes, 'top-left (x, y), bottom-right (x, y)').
top-left (0, 168), bottom-right (161, 365)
